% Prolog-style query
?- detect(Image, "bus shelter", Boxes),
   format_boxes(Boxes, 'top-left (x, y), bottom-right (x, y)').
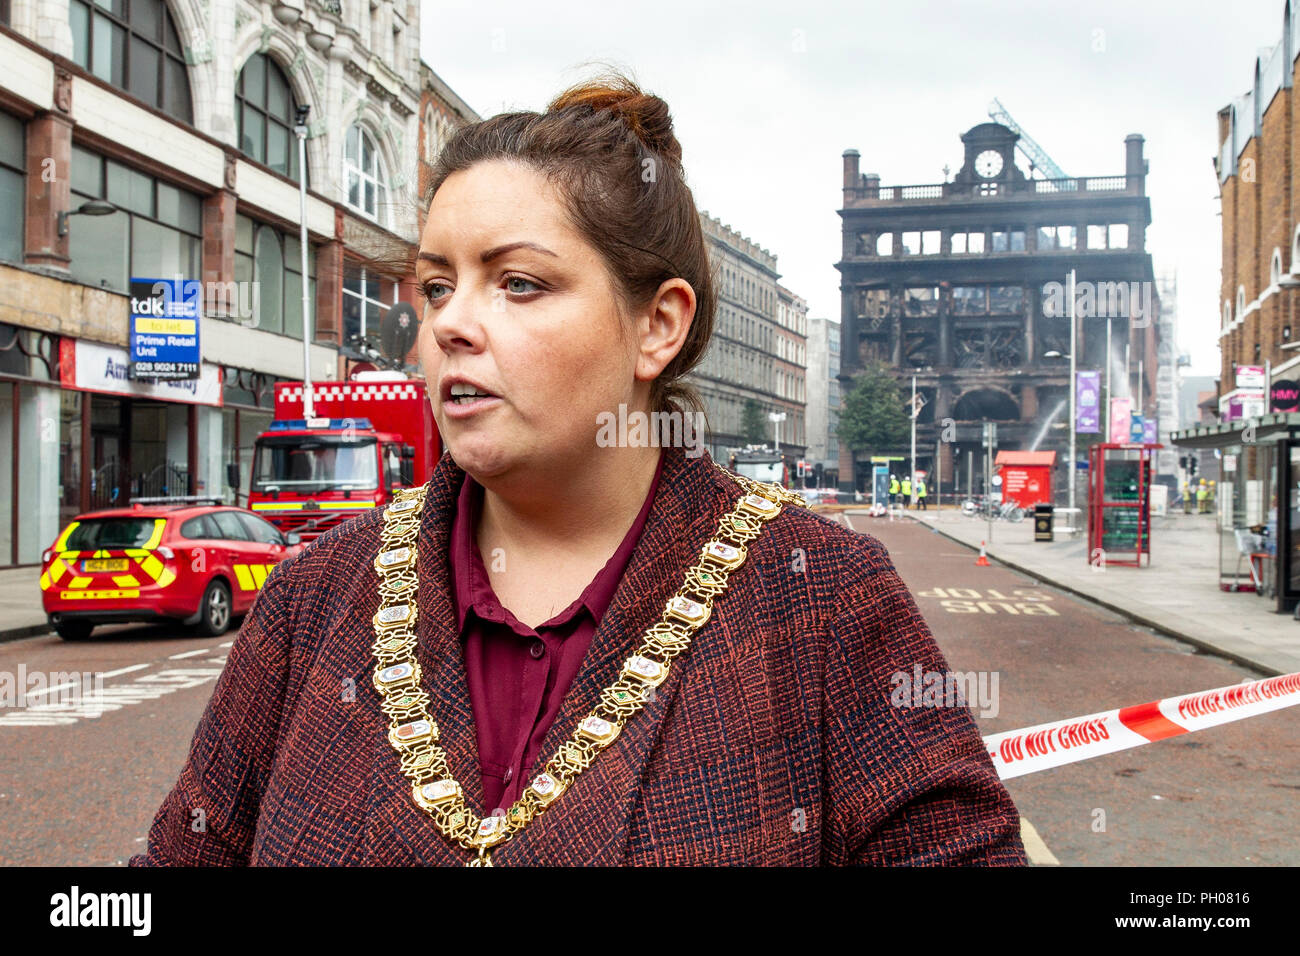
top-left (1172, 413), bottom-right (1300, 613)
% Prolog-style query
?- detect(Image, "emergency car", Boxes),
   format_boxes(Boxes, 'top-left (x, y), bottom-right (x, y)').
top-left (39, 497), bottom-right (303, 640)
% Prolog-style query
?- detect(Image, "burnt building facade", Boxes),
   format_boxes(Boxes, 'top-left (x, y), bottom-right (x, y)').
top-left (835, 122), bottom-right (1159, 498)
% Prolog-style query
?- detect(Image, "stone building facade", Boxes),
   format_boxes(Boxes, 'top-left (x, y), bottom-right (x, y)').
top-left (835, 122), bottom-right (1159, 497)
top-left (0, 0), bottom-right (476, 565)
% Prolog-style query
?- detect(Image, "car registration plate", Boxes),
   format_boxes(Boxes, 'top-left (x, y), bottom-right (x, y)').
top-left (83, 558), bottom-right (128, 572)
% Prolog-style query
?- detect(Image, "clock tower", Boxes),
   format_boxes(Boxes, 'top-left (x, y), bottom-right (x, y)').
top-left (952, 122), bottom-right (1024, 192)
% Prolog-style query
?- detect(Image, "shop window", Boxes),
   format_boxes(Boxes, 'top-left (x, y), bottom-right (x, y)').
top-left (68, 0), bottom-right (192, 124)
top-left (951, 231), bottom-right (985, 254)
top-left (344, 125), bottom-right (390, 225)
top-left (0, 111), bottom-right (22, 263)
top-left (68, 145), bottom-right (200, 292)
top-left (236, 53), bottom-right (306, 183)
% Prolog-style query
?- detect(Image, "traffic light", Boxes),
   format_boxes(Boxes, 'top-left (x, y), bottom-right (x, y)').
top-left (1188, 455), bottom-right (1198, 477)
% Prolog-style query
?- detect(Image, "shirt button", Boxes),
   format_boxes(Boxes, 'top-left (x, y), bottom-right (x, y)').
top-left (528, 640), bottom-right (545, 659)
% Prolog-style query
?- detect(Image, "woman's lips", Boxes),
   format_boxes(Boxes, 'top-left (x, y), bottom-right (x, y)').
top-left (442, 395), bottom-right (502, 419)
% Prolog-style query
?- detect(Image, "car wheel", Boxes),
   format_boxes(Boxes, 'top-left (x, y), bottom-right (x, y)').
top-left (195, 579), bottom-right (232, 636)
top-left (54, 621), bottom-right (94, 641)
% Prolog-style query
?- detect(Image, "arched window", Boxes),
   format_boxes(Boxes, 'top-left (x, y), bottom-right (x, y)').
top-left (69, 0), bottom-right (193, 124)
top-left (1272, 247), bottom-right (1283, 286)
top-left (1237, 285), bottom-right (1246, 319)
top-left (236, 53), bottom-right (306, 183)
top-left (1223, 300), bottom-right (1232, 329)
top-left (344, 125), bottom-right (388, 224)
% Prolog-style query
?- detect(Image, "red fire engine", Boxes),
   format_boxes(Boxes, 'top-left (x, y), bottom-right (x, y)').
top-left (247, 372), bottom-right (441, 540)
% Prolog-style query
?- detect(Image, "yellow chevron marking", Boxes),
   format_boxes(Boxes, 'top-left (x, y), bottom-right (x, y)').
top-left (155, 566), bottom-right (176, 588)
top-left (54, 522), bottom-right (80, 550)
top-left (39, 569), bottom-right (50, 591)
top-left (137, 554), bottom-right (164, 580)
top-left (250, 564), bottom-right (269, 588)
top-left (59, 589), bottom-right (140, 600)
top-left (112, 574), bottom-right (141, 587)
top-left (233, 565), bottom-right (256, 591)
top-left (67, 576), bottom-right (91, 589)
top-left (142, 519), bottom-right (165, 550)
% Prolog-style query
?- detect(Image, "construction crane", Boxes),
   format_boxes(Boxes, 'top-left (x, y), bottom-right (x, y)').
top-left (987, 98), bottom-right (1070, 181)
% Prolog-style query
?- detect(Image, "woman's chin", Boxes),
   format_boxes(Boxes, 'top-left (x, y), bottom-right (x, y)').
top-left (446, 435), bottom-right (515, 479)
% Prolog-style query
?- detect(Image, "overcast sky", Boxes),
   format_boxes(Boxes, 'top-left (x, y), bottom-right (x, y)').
top-left (419, 0), bottom-right (1289, 377)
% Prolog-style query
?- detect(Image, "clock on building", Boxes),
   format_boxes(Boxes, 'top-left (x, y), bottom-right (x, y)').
top-left (975, 150), bottom-right (1003, 179)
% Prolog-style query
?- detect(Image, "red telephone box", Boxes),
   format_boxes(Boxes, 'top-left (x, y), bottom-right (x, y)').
top-left (993, 451), bottom-right (1056, 508)
top-left (1087, 443), bottom-right (1162, 567)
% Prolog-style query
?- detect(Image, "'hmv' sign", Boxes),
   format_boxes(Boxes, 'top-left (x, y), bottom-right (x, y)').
top-left (1272, 379), bottom-right (1300, 413)
top-left (129, 277), bottom-right (201, 381)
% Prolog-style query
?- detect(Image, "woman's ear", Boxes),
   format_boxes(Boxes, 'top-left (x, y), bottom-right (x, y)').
top-left (634, 278), bottom-right (695, 382)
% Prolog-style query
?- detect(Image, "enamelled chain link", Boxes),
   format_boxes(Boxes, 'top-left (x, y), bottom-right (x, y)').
top-left (371, 463), bottom-right (808, 866)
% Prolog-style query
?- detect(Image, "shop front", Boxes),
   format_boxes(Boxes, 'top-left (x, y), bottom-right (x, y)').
top-left (1172, 413), bottom-right (1300, 614)
top-left (58, 337), bottom-right (223, 528)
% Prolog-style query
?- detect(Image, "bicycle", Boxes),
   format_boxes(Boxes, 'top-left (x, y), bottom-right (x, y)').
top-left (960, 495), bottom-right (1024, 522)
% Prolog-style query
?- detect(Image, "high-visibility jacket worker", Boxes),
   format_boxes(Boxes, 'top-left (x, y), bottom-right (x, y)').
top-left (901, 477), bottom-right (912, 500)
top-left (1196, 481), bottom-right (1209, 513)
top-left (916, 479), bottom-right (928, 510)
top-left (889, 476), bottom-right (900, 495)
top-left (1182, 483), bottom-right (1193, 514)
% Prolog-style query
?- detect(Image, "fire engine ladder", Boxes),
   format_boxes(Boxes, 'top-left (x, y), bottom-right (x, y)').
top-left (987, 98), bottom-right (1070, 181)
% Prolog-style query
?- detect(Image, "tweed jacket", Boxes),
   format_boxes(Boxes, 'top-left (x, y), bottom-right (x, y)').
top-left (129, 444), bottom-right (1027, 866)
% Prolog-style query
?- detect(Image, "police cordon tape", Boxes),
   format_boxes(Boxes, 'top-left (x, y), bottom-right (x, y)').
top-left (983, 671), bottom-right (1300, 779)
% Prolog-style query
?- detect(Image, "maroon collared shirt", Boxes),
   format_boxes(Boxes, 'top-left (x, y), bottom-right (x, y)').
top-left (450, 450), bottom-right (664, 813)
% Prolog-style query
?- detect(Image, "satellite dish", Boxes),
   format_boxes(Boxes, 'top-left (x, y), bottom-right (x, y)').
top-left (380, 302), bottom-right (419, 364)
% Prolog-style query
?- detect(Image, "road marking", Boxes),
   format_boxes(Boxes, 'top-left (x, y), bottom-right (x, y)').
top-left (168, 648), bottom-right (210, 660)
top-left (101, 663), bottom-right (150, 680)
top-left (1020, 817), bottom-right (1060, 865)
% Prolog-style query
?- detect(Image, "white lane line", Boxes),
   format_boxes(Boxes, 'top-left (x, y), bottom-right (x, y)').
top-left (100, 663), bottom-right (150, 680)
top-left (168, 648), bottom-right (210, 660)
top-left (1020, 816), bottom-right (1060, 866)
top-left (219, 641), bottom-right (233, 648)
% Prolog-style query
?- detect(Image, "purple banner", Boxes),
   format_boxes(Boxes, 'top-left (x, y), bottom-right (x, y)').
top-left (1142, 419), bottom-right (1157, 443)
top-left (1076, 370), bottom-right (1100, 433)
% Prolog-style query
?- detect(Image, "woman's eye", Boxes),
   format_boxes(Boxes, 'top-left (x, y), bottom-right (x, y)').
top-left (505, 275), bottom-right (540, 295)
top-left (421, 281), bottom-right (450, 301)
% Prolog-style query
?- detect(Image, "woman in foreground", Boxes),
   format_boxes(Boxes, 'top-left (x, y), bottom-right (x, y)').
top-left (131, 71), bottom-right (1027, 867)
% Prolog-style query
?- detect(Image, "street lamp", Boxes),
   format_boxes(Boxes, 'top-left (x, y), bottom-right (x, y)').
top-left (1043, 267), bottom-right (1078, 531)
top-left (768, 410), bottom-right (786, 453)
top-left (57, 198), bottom-right (117, 236)
top-left (294, 103), bottom-right (314, 420)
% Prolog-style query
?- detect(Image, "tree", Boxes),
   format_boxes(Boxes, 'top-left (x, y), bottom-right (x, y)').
top-left (741, 399), bottom-right (767, 445)
top-left (838, 362), bottom-right (910, 455)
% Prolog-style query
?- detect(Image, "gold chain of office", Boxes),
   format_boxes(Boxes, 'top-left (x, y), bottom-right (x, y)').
top-left (369, 462), bottom-right (808, 866)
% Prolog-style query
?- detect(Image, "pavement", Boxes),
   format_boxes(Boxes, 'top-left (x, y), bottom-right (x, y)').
top-left (0, 566), bottom-right (49, 643)
top-left (842, 503), bottom-right (1300, 677)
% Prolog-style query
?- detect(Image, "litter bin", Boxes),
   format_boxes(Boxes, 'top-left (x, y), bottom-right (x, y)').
top-left (1034, 504), bottom-right (1054, 542)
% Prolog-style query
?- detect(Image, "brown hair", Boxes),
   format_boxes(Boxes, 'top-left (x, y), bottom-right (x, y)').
top-left (422, 68), bottom-right (716, 421)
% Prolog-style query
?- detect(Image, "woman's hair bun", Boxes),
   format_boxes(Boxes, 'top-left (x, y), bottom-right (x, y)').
top-left (548, 71), bottom-right (682, 167)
